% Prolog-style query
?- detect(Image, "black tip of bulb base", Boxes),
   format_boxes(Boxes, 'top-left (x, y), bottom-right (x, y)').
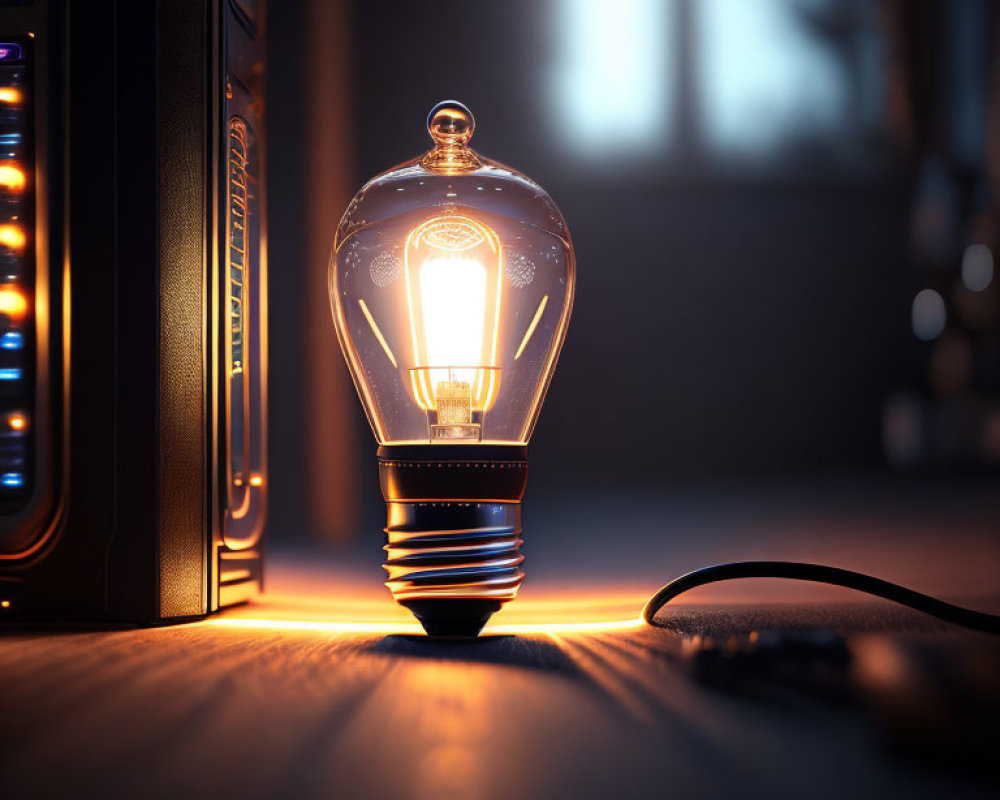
top-left (402, 599), bottom-right (502, 638)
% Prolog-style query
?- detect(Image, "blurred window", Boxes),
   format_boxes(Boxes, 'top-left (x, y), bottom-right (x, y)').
top-left (550, 0), bottom-right (674, 159)
top-left (550, 0), bottom-right (884, 168)
top-left (697, 0), bottom-right (881, 156)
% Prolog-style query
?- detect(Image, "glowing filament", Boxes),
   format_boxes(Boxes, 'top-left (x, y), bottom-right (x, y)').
top-left (404, 215), bottom-right (503, 416)
top-left (419, 255), bottom-right (487, 372)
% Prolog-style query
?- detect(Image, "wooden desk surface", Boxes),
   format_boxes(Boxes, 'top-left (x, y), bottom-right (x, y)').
top-left (1, 478), bottom-right (998, 799)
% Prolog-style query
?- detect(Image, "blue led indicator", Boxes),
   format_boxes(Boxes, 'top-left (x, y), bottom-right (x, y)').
top-left (0, 134), bottom-right (19, 146)
top-left (0, 472), bottom-right (24, 488)
top-left (1, 331), bottom-right (23, 350)
top-left (0, 44), bottom-right (23, 63)
top-left (0, 368), bottom-right (22, 380)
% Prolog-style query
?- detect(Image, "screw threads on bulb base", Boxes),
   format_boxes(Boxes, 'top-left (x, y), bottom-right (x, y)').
top-left (378, 445), bottom-right (528, 637)
top-left (384, 500), bottom-right (524, 636)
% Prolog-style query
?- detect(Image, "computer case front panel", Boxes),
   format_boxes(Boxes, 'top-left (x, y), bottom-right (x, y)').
top-left (0, 0), bottom-right (266, 624)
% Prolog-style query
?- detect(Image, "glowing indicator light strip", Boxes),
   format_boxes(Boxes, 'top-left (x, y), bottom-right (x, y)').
top-left (0, 330), bottom-right (23, 349)
top-left (514, 295), bottom-right (548, 360)
top-left (358, 299), bottom-right (398, 368)
top-left (0, 87), bottom-right (21, 104)
top-left (0, 43), bottom-right (24, 61)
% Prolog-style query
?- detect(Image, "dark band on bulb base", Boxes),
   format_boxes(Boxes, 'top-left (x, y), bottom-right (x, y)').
top-left (378, 445), bottom-right (528, 637)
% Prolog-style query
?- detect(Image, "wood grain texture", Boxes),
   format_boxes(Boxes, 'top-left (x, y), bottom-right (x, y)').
top-left (0, 599), bottom-right (996, 799)
top-left (3, 481), bottom-right (999, 799)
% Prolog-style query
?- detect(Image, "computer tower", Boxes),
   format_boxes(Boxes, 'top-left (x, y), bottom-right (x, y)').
top-left (0, 0), bottom-right (267, 623)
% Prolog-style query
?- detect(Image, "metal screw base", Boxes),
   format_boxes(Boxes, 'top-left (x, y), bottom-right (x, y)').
top-left (383, 500), bottom-right (524, 637)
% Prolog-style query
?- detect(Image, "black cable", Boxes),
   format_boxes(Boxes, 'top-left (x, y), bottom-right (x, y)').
top-left (643, 561), bottom-right (1000, 635)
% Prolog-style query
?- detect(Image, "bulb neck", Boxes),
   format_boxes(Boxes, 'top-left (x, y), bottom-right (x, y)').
top-left (419, 143), bottom-right (482, 174)
top-left (378, 445), bottom-right (528, 637)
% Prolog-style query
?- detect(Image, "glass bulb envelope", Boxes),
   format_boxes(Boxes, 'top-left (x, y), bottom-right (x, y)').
top-left (329, 101), bottom-right (574, 636)
top-left (330, 104), bottom-right (574, 446)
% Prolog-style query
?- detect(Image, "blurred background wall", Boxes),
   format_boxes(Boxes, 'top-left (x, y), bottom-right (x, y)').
top-left (266, 0), bottom-right (1000, 545)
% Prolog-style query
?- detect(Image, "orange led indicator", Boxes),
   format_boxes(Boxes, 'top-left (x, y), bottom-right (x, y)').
top-left (0, 600), bottom-right (10, 609)
top-left (0, 165), bottom-right (26, 192)
top-left (0, 225), bottom-right (26, 250)
top-left (0, 286), bottom-right (27, 318)
top-left (248, 474), bottom-right (264, 487)
top-left (7, 412), bottom-right (27, 431)
top-left (0, 88), bottom-right (21, 104)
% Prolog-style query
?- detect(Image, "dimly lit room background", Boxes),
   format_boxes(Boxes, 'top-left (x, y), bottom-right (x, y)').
top-left (5, 5), bottom-right (1000, 798)
top-left (266, 0), bottom-right (999, 580)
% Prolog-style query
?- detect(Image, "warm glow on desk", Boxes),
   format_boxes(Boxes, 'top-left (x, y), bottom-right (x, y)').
top-left (207, 617), bottom-right (425, 634)
top-left (203, 582), bottom-right (650, 637)
top-left (205, 616), bottom-right (645, 636)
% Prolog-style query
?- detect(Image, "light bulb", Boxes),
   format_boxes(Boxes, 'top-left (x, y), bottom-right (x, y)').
top-left (330, 101), bottom-right (575, 636)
